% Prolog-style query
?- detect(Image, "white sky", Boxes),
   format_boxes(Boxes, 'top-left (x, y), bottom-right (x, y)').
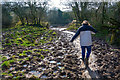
top-left (1, 0), bottom-right (72, 11)
top-left (1, 0), bottom-right (120, 11)
top-left (48, 0), bottom-right (72, 11)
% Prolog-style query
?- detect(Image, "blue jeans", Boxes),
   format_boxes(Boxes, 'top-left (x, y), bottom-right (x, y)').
top-left (81, 45), bottom-right (91, 60)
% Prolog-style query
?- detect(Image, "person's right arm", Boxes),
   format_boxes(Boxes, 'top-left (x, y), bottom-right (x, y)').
top-left (70, 28), bottom-right (81, 42)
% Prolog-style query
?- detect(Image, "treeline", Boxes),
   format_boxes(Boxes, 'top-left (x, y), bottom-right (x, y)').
top-left (48, 9), bottom-right (74, 25)
top-left (69, 1), bottom-right (120, 46)
top-left (2, 2), bottom-right (74, 28)
top-left (2, 1), bottom-right (48, 27)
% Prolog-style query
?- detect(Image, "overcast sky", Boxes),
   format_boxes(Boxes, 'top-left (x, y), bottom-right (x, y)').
top-left (48, 0), bottom-right (72, 11)
top-left (1, 0), bottom-right (120, 11)
top-left (1, 0), bottom-right (72, 11)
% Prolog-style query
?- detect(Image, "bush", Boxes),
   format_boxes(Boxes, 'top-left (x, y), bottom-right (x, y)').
top-left (67, 23), bottom-right (78, 30)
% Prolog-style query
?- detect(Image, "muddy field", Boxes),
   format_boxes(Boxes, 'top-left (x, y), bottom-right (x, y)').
top-left (66, 28), bottom-right (120, 79)
top-left (1, 27), bottom-right (120, 79)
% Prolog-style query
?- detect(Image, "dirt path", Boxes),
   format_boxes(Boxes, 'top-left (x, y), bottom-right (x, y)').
top-left (51, 27), bottom-right (100, 79)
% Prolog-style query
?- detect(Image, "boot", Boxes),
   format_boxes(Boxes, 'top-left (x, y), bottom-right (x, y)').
top-left (85, 58), bottom-right (89, 69)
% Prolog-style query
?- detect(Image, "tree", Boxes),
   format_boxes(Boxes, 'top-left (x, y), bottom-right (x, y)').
top-left (106, 2), bottom-right (120, 45)
top-left (2, 3), bottom-right (12, 28)
top-left (47, 8), bottom-right (73, 25)
top-left (4, 1), bottom-right (48, 26)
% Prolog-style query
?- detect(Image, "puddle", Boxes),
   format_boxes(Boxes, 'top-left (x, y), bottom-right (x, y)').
top-left (28, 55), bottom-right (30, 57)
top-left (58, 66), bottom-right (64, 69)
top-left (30, 71), bottom-right (42, 77)
top-left (51, 28), bottom-right (67, 31)
top-left (9, 67), bottom-right (14, 70)
top-left (58, 56), bottom-right (64, 58)
top-left (63, 31), bottom-right (75, 35)
top-left (61, 75), bottom-right (67, 77)
top-left (53, 70), bottom-right (57, 74)
top-left (13, 77), bottom-right (17, 79)
top-left (41, 37), bottom-right (43, 39)
top-left (22, 69), bottom-right (26, 72)
top-left (60, 72), bottom-right (67, 78)
top-left (42, 67), bottom-right (46, 70)
top-left (6, 56), bottom-right (10, 59)
top-left (41, 75), bottom-right (47, 78)
top-left (50, 61), bottom-right (56, 64)
top-left (64, 53), bottom-right (68, 55)
top-left (57, 62), bottom-right (61, 65)
top-left (23, 64), bottom-right (27, 67)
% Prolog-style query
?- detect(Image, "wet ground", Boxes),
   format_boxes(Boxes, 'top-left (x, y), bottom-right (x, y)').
top-left (55, 27), bottom-right (120, 79)
top-left (1, 28), bottom-right (84, 79)
top-left (1, 27), bottom-right (120, 79)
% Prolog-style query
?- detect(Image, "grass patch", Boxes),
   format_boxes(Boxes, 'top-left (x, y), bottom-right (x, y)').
top-left (67, 23), bottom-right (80, 31)
top-left (1, 61), bottom-right (10, 69)
top-left (19, 53), bottom-right (27, 57)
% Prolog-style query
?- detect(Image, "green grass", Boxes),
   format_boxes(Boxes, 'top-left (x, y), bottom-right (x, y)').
top-left (3, 25), bottom-right (57, 48)
top-left (1, 59), bottom-right (15, 70)
top-left (1, 72), bottom-right (8, 75)
top-left (52, 32), bottom-right (56, 35)
top-left (2, 56), bottom-right (7, 61)
top-left (0, 55), bottom-right (2, 62)
top-left (1, 61), bottom-right (10, 69)
top-left (2, 25), bottom-right (58, 79)
top-left (19, 53), bottom-right (27, 57)
top-left (67, 23), bottom-right (80, 31)
top-left (23, 50), bottom-right (32, 54)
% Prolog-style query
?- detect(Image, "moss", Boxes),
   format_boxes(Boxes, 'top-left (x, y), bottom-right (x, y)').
top-left (9, 60), bottom-right (14, 64)
top-left (2, 56), bottom-right (7, 61)
top-left (0, 55), bottom-right (2, 62)
top-left (49, 37), bottom-right (53, 41)
top-left (2, 72), bottom-right (8, 75)
top-left (19, 53), bottom-right (27, 57)
top-left (24, 57), bottom-right (30, 61)
top-left (28, 50), bottom-right (32, 53)
top-left (16, 38), bottom-right (22, 41)
top-left (5, 43), bottom-right (12, 46)
top-left (40, 39), bottom-right (46, 44)
top-left (48, 30), bottom-right (53, 34)
top-left (17, 59), bottom-right (23, 62)
top-left (1, 59), bottom-right (15, 69)
top-left (8, 73), bottom-right (13, 76)
top-left (22, 50), bottom-right (27, 54)
top-left (0, 48), bottom-right (2, 50)
top-left (12, 55), bottom-right (16, 59)
top-left (67, 23), bottom-right (78, 30)
top-left (29, 75), bottom-right (38, 79)
top-left (15, 38), bottom-right (23, 44)
top-left (33, 49), bottom-right (40, 52)
top-left (41, 54), bottom-right (44, 59)
top-left (52, 32), bottom-right (56, 35)
top-left (23, 50), bottom-right (32, 55)
top-left (1, 61), bottom-right (10, 69)
top-left (13, 76), bottom-right (21, 79)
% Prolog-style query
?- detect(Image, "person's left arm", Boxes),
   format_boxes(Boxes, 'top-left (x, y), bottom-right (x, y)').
top-left (89, 26), bottom-right (97, 33)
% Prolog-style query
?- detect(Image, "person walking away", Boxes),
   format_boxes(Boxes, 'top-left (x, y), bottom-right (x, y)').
top-left (70, 20), bottom-right (97, 68)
